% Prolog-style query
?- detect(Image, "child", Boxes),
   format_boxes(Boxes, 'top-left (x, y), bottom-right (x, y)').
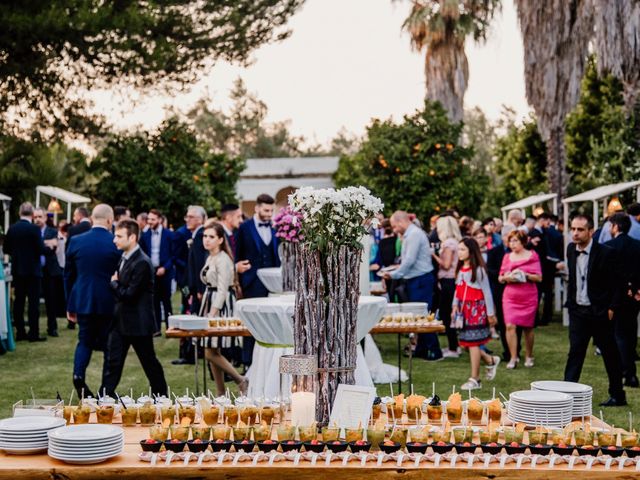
top-left (452, 237), bottom-right (500, 390)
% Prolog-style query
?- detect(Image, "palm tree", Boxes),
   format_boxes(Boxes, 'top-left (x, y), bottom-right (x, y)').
top-left (514, 0), bottom-right (593, 202)
top-left (402, 0), bottom-right (500, 122)
top-left (591, 0), bottom-right (640, 111)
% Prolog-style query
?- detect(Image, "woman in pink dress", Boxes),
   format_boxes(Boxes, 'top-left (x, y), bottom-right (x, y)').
top-left (499, 230), bottom-right (542, 369)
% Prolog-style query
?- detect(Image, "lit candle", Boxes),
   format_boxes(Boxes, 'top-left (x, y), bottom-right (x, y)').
top-left (290, 391), bottom-right (316, 425)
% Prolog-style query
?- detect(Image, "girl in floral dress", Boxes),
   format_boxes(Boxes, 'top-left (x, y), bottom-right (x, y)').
top-left (452, 238), bottom-right (500, 391)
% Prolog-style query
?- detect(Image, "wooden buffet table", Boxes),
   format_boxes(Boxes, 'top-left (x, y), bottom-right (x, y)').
top-left (165, 322), bottom-right (446, 394)
top-left (0, 422), bottom-right (636, 479)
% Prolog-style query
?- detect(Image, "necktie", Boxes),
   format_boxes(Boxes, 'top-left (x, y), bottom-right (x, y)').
top-left (40, 229), bottom-right (45, 267)
top-left (118, 255), bottom-right (126, 273)
top-left (229, 233), bottom-right (236, 255)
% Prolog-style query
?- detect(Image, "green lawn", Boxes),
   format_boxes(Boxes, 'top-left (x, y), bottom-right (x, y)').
top-left (1, 312), bottom-right (638, 429)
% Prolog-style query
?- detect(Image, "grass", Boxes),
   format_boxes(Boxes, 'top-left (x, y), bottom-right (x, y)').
top-left (1, 307), bottom-right (637, 429)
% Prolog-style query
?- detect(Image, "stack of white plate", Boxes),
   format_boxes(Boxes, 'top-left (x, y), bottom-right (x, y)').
top-left (0, 416), bottom-right (66, 454)
top-left (48, 424), bottom-right (124, 464)
top-left (531, 380), bottom-right (593, 418)
top-left (507, 390), bottom-right (574, 427)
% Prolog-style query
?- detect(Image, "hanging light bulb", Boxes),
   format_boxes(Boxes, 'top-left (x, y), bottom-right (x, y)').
top-left (533, 206), bottom-right (545, 217)
top-left (607, 196), bottom-right (623, 215)
top-left (47, 198), bottom-right (63, 214)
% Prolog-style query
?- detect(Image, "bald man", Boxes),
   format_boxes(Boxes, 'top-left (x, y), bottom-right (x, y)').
top-left (383, 211), bottom-right (442, 361)
top-left (65, 204), bottom-right (121, 398)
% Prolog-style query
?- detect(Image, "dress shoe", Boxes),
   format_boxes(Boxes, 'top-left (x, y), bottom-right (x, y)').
top-left (171, 358), bottom-right (194, 365)
top-left (48, 330), bottom-right (59, 337)
top-left (73, 377), bottom-right (94, 399)
top-left (15, 332), bottom-right (28, 341)
top-left (67, 322), bottom-right (76, 330)
top-left (28, 336), bottom-right (47, 342)
top-left (599, 396), bottom-right (628, 407)
top-left (624, 376), bottom-right (639, 388)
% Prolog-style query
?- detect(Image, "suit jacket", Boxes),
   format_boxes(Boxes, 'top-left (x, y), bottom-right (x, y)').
top-left (110, 248), bottom-right (156, 336)
top-left (172, 225), bottom-right (191, 288)
top-left (64, 227), bottom-right (121, 315)
top-left (605, 233), bottom-right (640, 309)
top-left (140, 227), bottom-right (174, 275)
top-left (566, 240), bottom-right (619, 317)
top-left (65, 220), bottom-right (91, 252)
top-left (236, 218), bottom-right (280, 296)
top-left (486, 245), bottom-right (507, 301)
top-left (42, 226), bottom-right (63, 277)
top-left (4, 219), bottom-right (45, 277)
top-left (187, 227), bottom-right (207, 294)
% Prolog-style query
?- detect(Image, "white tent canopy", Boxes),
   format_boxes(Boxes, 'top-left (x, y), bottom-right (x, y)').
top-left (35, 186), bottom-right (90, 222)
top-left (0, 193), bottom-right (10, 233)
top-left (562, 180), bottom-right (640, 232)
top-left (501, 192), bottom-right (558, 222)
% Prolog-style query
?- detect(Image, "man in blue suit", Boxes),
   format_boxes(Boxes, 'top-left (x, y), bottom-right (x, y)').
top-left (236, 194), bottom-right (280, 366)
top-left (4, 202), bottom-right (46, 342)
top-left (65, 204), bottom-right (121, 398)
top-left (140, 209), bottom-right (174, 334)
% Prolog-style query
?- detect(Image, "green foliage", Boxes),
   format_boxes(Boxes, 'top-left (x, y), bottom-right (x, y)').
top-left (335, 101), bottom-right (486, 221)
top-left (92, 118), bottom-right (244, 225)
top-left (0, 136), bottom-right (90, 218)
top-left (566, 58), bottom-right (640, 194)
top-left (0, 0), bottom-right (304, 138)
top-left (492, 111), bottom-right (548, 207)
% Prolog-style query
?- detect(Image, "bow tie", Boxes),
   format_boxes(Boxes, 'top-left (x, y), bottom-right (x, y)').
top-left (258, 222), bottom-right (271, 228)
top-left (577, 250), bottom-right (588, 256)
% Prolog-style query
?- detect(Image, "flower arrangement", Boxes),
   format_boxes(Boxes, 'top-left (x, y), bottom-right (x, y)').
top-left (289, 186), bottom-right (383, 252)
top-left (273, 206), bottom-right (304, 243)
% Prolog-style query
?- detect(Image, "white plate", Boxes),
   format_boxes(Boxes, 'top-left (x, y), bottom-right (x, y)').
top-left (0, 444), bottom-right (48, 454)
top-left (48, 424), bottom-right (122, 441)
top-left (49, 440), bottom-right (123, 451)
top-left (49, 433), bottom-right (123, 445)
top-left (0, 437), bottom-right (48, 444)
top-left (510, 390), bottom-right (573, 402)
top-left (0, 416), bottom-right (66, 432)
top-left (48, 450), bottom-right (122, 464)
top-left (49, 445), bottom-right (123, 457)
top-left (530, 381), bottom-right (592, 393)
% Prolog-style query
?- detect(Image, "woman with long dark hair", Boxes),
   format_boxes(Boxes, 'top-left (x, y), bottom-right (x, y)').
top-left (452, 237), bottom-right (500, 391)
top-left (199, 220), bottom-right (247, 395)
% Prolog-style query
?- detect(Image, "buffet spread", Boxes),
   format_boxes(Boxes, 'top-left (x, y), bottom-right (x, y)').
top-left (1, 381), bottom-right (640, 478)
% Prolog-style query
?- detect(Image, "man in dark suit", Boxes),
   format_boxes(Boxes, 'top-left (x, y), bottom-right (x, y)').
top-left (605, 212), bottom-right (640, 388)
top-left (236, 194), bottom-right (280, 366)
top-left (65, 207), bottom-right (91, 251)
top-left (33, 207), bottom-right (63, 337)
top-left (140, 209), bottom-right (174, 334)
top-left (4, 202), bottom-right (46, 342)
top-left (563, 214), bottom-right (626, 406)
top-left (171, 205), bottom-right (207, 365)
top-left (100, 219), bottom-right (168, 397)
top-left (65, 204), bottom-right (121, 398)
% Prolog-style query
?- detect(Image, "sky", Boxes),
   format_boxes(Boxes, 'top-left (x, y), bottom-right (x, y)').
top-left (92, 0), bottom-right (530, 147)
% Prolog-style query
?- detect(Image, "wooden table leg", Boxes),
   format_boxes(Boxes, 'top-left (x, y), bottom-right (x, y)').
top-left (194, 340), bottom-right (200, 396)
top-left (397, 333), bottom-right (402, 394)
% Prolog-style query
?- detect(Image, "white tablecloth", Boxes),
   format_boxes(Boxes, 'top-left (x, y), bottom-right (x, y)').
top-left (256, 267), bottom-right (284, 294)
top-left (237, 295), bottom-right (386, 399)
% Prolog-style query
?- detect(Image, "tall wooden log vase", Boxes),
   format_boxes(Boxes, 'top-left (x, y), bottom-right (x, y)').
top-left (279, 241), bottom-right (296, 292)
top-left (289, 186), bottom-right (383, 425)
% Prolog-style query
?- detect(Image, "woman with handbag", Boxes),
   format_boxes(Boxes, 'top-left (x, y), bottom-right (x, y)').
top-left (452, 237), bottom-right (500, 391)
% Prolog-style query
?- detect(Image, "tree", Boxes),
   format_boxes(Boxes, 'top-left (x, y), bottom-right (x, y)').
top-left (0, 136), bottom-right (90, 218)
top-left (492, 112), bottom-right (548, 208)
top-left (91, 118), bottom-right (244, 224)
top-left (401, 0), bottom-right (500, 121)
top-left (0, 0), bottom-right (304, 139)
top-left (514, 0), bottom-right (593, 203)
top-left (335, 101), bottom-right (486, 221)
top-left (566, 57), bottom-right (640, 192)
top-left (591, 0), bottom-right (640, 110)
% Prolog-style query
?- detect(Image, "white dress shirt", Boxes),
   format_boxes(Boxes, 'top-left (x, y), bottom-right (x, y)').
top-left (576, 240), bottom-right (592, 306)
top-left (150, 225), bottom-right (162, 267)
top-left (254, 215), bottom-right (272, 245)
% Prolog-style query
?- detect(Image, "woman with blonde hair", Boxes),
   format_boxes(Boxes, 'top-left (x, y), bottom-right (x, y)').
top-left (433, 215), bottom-right (462, 358)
